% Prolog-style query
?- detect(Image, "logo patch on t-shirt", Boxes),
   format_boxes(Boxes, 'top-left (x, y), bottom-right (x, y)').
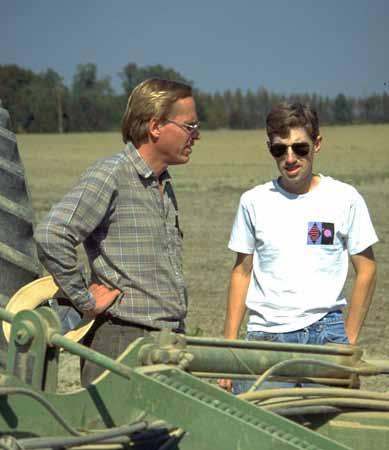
top-left (307, 222), bottom-right (334, 245)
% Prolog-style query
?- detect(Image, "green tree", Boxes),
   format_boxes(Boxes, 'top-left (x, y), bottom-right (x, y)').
top-left (358, 94), bottom-right (383, 123)
top-left (255, 87), bottom-right (273, 127)
top-left (382, 93), bottom-right (389, 122)
top-left (316, 96), bottom-right (333, 125)
top-left (229, 89), bottom-right (246, 129)
top-left (0, 65), bottom-right (37, 131)
top-left (333, 94), bottom-right (353, 124)
top-left (70, 63), bottom-right (117, 131)
top-left (0, 65), bottom-right (66, 132)
top-left (245, 89), bottom-right (260, 128)
top-left (27, 69), bottom-right (67, 133)
top-left (200, 92), bottom-right (228, 129)
top-left (120, 63), bottom-right (192, 95)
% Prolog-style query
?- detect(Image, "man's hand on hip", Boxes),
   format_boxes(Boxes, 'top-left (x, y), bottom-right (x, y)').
top-left (217, 378), bottom-right (233, 392)
top-left (83, 283), bottom-right (121, 319)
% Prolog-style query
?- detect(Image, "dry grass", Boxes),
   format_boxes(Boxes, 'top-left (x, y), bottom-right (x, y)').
top-left (17, 125), bottom-right (389, 391)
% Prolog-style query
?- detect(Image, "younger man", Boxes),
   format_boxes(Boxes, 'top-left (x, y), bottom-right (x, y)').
top-left (220, 103), bottom-right (377, 393)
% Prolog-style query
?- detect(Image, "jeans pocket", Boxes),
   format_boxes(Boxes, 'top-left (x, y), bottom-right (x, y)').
top-left (322, 320), bottom-right (349, 344)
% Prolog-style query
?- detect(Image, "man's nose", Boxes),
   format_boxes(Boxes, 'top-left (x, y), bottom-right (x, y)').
top-left (285, 147), bottom-right (296, 162)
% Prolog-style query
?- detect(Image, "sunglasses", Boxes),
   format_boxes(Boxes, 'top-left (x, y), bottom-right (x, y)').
top-left (268, 142), bottom-right (311, 158)
top-left (166, 119), bottom-right (200, 135)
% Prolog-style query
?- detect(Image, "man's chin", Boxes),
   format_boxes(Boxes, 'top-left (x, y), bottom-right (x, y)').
top-left (170, 155), bottom-right (190, 165)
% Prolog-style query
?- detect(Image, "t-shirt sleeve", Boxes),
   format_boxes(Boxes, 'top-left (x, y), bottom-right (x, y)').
top-left (346, 190), bottom-right (378, 255)
top-left (228, 194), bottom-right (255, 254)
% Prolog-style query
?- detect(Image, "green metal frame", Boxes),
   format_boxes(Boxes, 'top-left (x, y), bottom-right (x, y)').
top-left (1, 306), bottom-right (389, 449)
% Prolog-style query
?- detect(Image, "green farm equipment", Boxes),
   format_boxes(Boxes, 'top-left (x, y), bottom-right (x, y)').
top-left (1, 105), bottom-right (389, 449)
top-left (1, 305), bottom-right (389, 449)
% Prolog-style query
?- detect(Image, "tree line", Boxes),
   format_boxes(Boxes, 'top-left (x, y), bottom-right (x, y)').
top-left (1, 63), bottom-right (388, 133)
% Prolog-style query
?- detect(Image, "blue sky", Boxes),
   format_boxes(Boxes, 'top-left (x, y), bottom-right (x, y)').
top-left (2, 0), bottom-right (388, 97)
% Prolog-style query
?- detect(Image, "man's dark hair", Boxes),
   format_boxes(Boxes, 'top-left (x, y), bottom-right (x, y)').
top-left (266, 102), bottom-right (320, 142)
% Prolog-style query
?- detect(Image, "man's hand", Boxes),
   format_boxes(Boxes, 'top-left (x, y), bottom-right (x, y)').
top-left (218, 378), bottom-right (233, 392)
top-left (83, 283), bottom-right (121, 319)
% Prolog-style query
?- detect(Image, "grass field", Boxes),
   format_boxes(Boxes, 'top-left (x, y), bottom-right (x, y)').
top-left (17, 125), bottom-right (389, 391)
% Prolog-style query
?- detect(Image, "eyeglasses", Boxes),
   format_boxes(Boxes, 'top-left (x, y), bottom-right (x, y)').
top-left (268, 142), bottom-right (311, 158)
top-left (166, 119), bottom-right (200, 135)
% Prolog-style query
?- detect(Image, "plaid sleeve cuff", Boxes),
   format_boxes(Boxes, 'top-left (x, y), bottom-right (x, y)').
top-left (74, 291), bottom-right (96, 312)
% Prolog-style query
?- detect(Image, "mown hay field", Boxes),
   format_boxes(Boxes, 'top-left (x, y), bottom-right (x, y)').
top-left (18, 125), bottom-right (389, 390)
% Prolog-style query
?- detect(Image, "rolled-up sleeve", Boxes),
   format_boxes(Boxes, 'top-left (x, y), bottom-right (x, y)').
top-left (34, 163), bottom-right (117, 311)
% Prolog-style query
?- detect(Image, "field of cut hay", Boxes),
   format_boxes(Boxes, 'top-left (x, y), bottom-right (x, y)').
top-left (18, 125), bottom-right (389, 391)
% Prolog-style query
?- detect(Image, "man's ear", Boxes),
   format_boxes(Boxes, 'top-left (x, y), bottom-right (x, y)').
top-left (313, 135), bottom-right (322, 154)
top-left (149, 117), bottom-right (161, 141)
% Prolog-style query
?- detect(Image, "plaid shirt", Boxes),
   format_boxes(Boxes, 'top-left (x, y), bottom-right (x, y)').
top-left (35, 143), bottom-right (187, 330)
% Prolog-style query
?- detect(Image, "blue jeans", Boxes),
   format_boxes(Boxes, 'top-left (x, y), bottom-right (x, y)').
top-left (233, 310), bottom-right (348, 394)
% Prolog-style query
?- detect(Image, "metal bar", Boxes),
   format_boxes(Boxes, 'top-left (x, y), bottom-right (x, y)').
top-left (248, 358), bottom-right (358, 391)
top-left (0, 306), bottom-right (14, 323)
top-left (364, 359), bottom-right (389, 373)
top-left (191, 372), bottom-right (353, 385)
top-left (133, 366), bottom-right (349, 449)
top-left (186, 344), bottom-right (360, 379)
top-left (49, 333), bottom-right (132, 379)
top-left (239, 387), bottom-right (389, 403)
top-left (0, 307), bottom-right (132, 379)
top-left (186, 336), bottom-right (357, 355)
top-left (265, 398), bottom-right (389, 412)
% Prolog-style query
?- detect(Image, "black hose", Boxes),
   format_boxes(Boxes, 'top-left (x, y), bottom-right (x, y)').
top-left (0, 387), bottom-right (81, 436)
top-left (18, 422), bottom-right (148, 449)
top-left (156, 429), bottom-right (185, 450)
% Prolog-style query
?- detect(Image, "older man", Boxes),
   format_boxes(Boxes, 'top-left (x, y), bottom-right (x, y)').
top-left (35, 79), bottom-right (200, 385)
top-left (220, 102), bottom-right (377, 393)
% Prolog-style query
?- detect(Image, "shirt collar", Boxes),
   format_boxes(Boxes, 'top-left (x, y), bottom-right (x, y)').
top-left (124, 142), bottom-right (171, 183)
top-left (124, 142), bottom-right (153, 178)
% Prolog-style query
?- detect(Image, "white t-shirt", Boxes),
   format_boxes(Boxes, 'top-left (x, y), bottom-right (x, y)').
top-left (228, 175), bottom-right (378, 332)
